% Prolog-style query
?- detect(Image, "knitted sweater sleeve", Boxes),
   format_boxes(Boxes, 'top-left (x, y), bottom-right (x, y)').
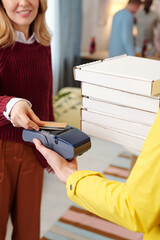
top-left (0, 48), bottom-right (15, 126)
top-left (0, 96), bottom-right (15, 126)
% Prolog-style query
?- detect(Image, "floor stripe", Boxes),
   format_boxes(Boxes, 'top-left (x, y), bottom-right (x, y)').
top-left (59, 209), bottom-right (143, 240)
top-left (50, 225), bottom-right (93, 240)
top-left (110, 160), bottom-right (131, 170)
top-left (109, 164), bottom-right (130, 171)
top-left (118, 153), bottom-right (132, 159)
top-left (103, 173), bottom-right (126, 183)
top-left (44, 231), bottom-right (71, 240)
top-left (59, 218), bottom-right (138, 240)
top-left (55, 221), bottom-right (113, 240)
top-left (103, 165), bottom-right (129, 179)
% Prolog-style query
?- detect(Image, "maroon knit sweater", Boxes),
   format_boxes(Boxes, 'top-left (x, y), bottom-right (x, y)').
top-left (0, 41), bottom-right (54, 168)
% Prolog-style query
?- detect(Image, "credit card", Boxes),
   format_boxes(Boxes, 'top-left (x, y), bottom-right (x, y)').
top-left (39, 121), bottom-right (67, 130)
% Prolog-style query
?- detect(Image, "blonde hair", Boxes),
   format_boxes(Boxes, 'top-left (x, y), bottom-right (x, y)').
top-left (0, 0), bottom-right (51, 48)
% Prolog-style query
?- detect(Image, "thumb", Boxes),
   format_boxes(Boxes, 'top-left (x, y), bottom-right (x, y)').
top-left (33, 138), bottom-right (54, 162)
top-left (33, 138), bottom-right (64, 169)
top-left (33, 138), bottom-right (45, 155)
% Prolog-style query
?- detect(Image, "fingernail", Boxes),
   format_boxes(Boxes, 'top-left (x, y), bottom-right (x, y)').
top-left (34, 127), bottom-right (39, 131)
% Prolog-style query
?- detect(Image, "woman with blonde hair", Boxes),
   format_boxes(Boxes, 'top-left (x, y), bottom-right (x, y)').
top-left (0, 1), bottom-right (54, 239)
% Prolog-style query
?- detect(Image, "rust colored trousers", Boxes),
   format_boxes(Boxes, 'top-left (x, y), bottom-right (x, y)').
top-left (0, 140), bottom-right (44, 240)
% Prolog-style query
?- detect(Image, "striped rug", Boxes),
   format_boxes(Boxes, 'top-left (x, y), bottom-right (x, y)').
top-left (41, 152), bottom-right (143, 240)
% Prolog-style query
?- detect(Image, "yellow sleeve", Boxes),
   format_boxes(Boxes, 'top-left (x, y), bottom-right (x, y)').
top-left (66, 109), bottom-right (160, 234)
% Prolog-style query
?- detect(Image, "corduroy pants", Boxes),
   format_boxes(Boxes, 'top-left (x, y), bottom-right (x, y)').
top-left (0, 140), bottom-right (44, 240)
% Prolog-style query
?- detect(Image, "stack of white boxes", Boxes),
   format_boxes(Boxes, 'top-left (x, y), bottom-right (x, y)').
top-left (74, 55), bottom-right (160, 152)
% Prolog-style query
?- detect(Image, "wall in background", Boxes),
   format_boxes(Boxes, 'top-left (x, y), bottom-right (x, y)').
top-left (81, 0), bottom-right (126, 52)
top-left (46, 0), bottom-right (60, 95)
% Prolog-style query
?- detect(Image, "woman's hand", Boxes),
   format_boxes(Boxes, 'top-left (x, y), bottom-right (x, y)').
top-left (10, 100), bottom-right (43, 131)
top-left (33, 138), bottom-right (78, 183)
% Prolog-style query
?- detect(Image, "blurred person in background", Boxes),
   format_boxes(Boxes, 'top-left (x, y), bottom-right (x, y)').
top-left (135, 0), bottom-right (159, 56)
top-left (153, 19), bottom-right (160, 57)
top-left (108, 0), bottom-right (142, 57)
